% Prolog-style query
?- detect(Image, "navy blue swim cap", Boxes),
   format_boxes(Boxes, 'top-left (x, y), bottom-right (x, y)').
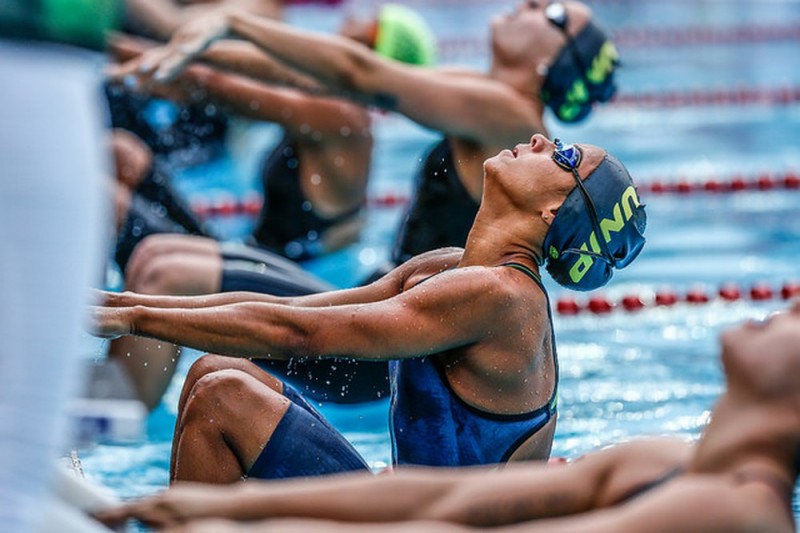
top-left (542, 150), bottom-right (646, 291)
top-left (541, 19), bottom-right (619, 123)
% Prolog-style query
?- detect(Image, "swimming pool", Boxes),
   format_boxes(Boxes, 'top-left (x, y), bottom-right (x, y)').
top-left (80, 0), bottom-right (800, 520)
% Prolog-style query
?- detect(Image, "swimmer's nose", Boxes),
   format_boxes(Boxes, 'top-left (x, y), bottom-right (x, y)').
top-left (530, 133), bottom-right (549, 152)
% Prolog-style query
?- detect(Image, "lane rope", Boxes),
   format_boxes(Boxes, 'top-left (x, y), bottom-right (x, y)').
top-left (188, 169), bottom-right (799, 217)
top-left (555, 281), bottom-right (800, 315)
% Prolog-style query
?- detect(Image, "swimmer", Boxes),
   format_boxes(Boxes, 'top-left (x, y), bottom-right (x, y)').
top-left (105, 4), bottom-right (438, 409)
top-left (112, 0), bottom-right (620, 404)
top-left (89, 135), bottom-right (647, 483)
top-left (96, 301), bottom-right (800, 533)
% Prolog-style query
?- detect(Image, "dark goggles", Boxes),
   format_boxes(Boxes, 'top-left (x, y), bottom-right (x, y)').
top-left (552, 139), bottom-right (616, 266)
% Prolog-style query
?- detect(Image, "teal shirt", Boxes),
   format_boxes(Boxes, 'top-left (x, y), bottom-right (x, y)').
top-left (0, 0), bottom-right (121, 50)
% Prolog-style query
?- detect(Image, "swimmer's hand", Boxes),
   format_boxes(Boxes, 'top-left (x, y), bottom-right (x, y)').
top-left (87, 305), bottom-right (133, 339)
top-left (138, 8), bottom-right (234, 84)
top-left (93, 483), bottom-right (241, 529)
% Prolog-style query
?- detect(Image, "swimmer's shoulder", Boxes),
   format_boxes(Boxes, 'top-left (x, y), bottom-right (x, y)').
top-left (393, 247), bottom-right (465, 288)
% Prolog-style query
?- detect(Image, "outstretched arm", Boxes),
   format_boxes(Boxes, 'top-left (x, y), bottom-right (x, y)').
top-left (89, 258), bottom-right (504, 361)
top-left (95, 458), bottom-right (608, 529)
top-left (96, 450), bottom-right (783, 532)
top-left (124, 0), bottom-right (282, 41)
top-left (97, 248), bottom-right (461, 310)
top-left (122, 9), bottom-right (543, 144)
top-left (109, 33), bottom-right (321, 95)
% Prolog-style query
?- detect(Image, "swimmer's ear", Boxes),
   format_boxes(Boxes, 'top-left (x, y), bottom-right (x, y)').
top-left (541, 205), bottom-right (560, 226)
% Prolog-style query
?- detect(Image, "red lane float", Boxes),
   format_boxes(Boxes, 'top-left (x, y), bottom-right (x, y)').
top-left (637, 170), bottom-right (799, 196)
top-left (190, 169), bottom-right (799, 217)
top-left (555, 281), bottom-right (800, 316)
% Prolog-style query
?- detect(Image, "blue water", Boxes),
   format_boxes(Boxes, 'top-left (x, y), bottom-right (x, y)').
top-left (80, 0), bottom-right (800, 521)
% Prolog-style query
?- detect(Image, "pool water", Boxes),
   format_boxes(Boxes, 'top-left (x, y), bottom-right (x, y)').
top-left (80, 0), bottom-right (800, 520)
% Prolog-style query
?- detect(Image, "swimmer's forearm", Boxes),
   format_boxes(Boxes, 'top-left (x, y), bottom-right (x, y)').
top-left (127, 303), bottom-right (306, 359)
top-left (202, 41), bottom-right (320, 92)
top-left (231, 467), bottom-right (574, 526)
top-left (227, 11), bottom-right (378, 103)
top-left (125, 0), bottom-right (183, 40)
top-left (224, 470), bottom-right (467, 522)
top-left (102, 290), bottom-right (285, 309)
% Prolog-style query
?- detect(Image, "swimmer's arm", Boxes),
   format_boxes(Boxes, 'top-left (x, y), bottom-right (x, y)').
top-left (124, 0), bottom-right (281, 41)
top-left (201, 40), bottom-right (323, 92)
top-left (89, 260), bottom-right (503, 360)
top-left (163, 66), bottom-right (366, 139)
top-left (109, 37), bottom-right (363, 140)
top-left (109, 33), bottom-right (322, 94)
top-left (482, 481), bottom-right (785, 533)
top-left (137, 11), bottom-right (543, 143)
top-left (223, 13), bottom-right (544, 142)
top-left (96, 249), bottom-right (462, 310)
top-left (95, 460), bottom-right (607, 528)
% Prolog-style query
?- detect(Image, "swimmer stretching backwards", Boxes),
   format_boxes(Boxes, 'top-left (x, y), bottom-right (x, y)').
top-left (106, 3), bottom-right (437, 408)
top-left (90, 135), bottom-right (646, 482)
top-left (113, 0), bottom-right (621, 405)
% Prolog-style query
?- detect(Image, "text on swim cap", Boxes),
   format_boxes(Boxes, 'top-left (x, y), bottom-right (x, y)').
top-left (568, 185), bottom-right (641, 283)
top-left (557, 41), bottom-right (619, 121)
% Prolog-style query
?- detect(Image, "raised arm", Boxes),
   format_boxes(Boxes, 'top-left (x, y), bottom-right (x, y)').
top-left (130, 10), bottom-right (542, 145)
top-left (124, 0), bottom-right (282, 41)
top-left (109, 33), bottom-right (321, 94)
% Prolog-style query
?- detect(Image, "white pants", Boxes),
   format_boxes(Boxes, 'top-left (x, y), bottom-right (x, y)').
top-left (0, 40), bottom-right (110, 533)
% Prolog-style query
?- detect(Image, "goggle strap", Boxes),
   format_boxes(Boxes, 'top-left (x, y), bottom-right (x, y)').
top-left (569, 167), bottom-right (617, 266)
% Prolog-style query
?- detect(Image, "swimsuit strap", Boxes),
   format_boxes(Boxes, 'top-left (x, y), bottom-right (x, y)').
top-left (502, 262), bottom-right (542, 284)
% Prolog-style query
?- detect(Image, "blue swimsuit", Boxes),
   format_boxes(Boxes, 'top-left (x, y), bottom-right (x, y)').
top-left (390, 263), bottom-right (558, 466)
top-left (247, 263), bottom-right (558, 479)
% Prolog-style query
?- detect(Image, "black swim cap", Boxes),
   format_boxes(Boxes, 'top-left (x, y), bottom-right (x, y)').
top-left (542, 149), bottom-right (646, 291)
top-left (541, 20), bottom-right (619, 123)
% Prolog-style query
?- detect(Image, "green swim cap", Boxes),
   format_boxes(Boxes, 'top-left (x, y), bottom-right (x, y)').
top-left (373, 4), bottom-right (437, 66)
top-left (0, 0), bottom-right (121, 50)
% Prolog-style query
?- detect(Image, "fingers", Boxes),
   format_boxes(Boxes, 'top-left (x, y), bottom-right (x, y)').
top-left (93, 501), bottom-right (174, 530)
top-left (86, 305), bottom-right (128, 340)
top-left (92, 504), bottom-right (134, 527)
top-left (152, 47), bottom-right (196, 84)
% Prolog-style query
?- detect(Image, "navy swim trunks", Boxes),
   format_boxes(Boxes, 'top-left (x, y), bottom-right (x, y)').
top-left (246, 384), bottom-right (371, 479)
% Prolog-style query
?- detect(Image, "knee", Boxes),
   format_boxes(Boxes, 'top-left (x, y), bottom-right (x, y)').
top-left (185, 354), bottom-right (235, 385)
top-left (127, 253), bottom-right (188, 294)
top-left (128, 234), bottom-right (174, 269)
top-left (183, 369), bottom-right (286, 424)
top-left (183, 370), bottom-right (243, 418)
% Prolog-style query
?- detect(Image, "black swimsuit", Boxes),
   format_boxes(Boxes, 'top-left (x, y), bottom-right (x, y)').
top-left (248, 136), bottom-right (362, 261)
top-left (391, 139), bottom-right (479, 264)
top-left (115, 165), bottom-right (212, 272)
